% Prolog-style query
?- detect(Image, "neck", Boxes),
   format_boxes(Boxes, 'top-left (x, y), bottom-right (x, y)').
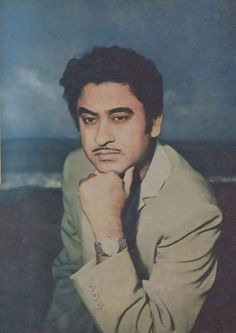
top-left (137, 140), bottom-right (157, 182)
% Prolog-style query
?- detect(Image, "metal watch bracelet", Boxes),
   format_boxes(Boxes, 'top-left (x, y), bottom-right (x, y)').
top-left (94, 238), bottom-right (127, 257)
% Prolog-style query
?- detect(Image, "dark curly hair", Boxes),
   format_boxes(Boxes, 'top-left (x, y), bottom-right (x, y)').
top-left (60, 46), bottom-right (163, 132)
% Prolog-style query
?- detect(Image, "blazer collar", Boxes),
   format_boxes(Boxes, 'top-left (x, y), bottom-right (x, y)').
top-left (138, 142), bottom-right (171, 210)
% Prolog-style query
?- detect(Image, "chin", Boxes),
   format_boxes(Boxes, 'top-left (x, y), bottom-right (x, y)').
top-left (95, 162), bottom-right (127, 175)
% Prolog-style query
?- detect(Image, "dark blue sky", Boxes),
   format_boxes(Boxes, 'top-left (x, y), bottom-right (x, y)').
top-left (1, 0), bottom-right (236, 140)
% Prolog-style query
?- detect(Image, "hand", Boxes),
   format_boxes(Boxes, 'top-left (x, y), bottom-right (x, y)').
top-left (78, 167), bottom-right (134, 241)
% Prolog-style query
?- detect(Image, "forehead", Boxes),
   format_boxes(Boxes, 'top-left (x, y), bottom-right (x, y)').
top-left (77, 82), bottom-right (144, 112)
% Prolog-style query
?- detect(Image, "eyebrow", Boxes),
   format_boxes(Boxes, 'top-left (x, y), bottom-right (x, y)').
top-left (78, 107), bottom-right (134, 116)
top-left (78, 107), bottom-right (97, 116)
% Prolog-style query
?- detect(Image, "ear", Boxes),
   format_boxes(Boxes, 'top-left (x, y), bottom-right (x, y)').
top-left (150, 115), bottom-right (163, 138)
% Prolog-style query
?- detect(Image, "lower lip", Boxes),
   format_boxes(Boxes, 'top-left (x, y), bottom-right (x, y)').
top-left (95, 152), bottom-right (120, 162)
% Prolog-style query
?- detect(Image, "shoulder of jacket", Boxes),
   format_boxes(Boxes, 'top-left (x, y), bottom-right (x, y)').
top-left (161, 144), bottom-right (216, 206)
top-left (63, 148), bottom-right (94, 183)
top-left (152, 144), bottom-right (222, 244)
top-left (64, 148), bottom-right (86, 169)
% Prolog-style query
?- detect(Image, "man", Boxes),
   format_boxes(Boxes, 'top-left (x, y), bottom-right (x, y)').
top-left (46, 46), bottom-right (222, 333)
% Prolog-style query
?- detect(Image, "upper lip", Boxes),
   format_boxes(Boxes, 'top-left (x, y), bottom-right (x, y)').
top-left (93, 148), bottom-right (121, 155)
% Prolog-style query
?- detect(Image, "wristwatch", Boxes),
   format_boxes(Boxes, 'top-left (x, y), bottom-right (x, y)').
top-left (94, 238), bottom-right (127, 257)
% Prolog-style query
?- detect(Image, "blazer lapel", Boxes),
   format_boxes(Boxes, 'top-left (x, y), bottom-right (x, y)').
top-left (138, 143), bottom-right (171, 210)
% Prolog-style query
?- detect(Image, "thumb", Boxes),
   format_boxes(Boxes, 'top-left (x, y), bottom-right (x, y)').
top-left (123, 166), bottom-right (135, 198)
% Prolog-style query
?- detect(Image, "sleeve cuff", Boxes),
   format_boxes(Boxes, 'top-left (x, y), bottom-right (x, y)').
top-left (70, 248), bottom-right (143, 333)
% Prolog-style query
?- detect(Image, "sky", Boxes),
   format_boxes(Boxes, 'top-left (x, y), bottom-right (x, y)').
top-left (1, 0), bottom-right (236, 141)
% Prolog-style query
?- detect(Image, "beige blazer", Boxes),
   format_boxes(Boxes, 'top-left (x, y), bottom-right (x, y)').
top-left (48, 144), bottom-right (222, 333)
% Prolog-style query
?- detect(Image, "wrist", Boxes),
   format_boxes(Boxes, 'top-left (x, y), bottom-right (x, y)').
top-left (94, 237), bottom-right (127, 260)
top-left (93, 218), bottom-right (123, 242)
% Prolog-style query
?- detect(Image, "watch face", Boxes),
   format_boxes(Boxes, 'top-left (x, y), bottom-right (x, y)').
top-left (101, 238), bottom-right (120, 256)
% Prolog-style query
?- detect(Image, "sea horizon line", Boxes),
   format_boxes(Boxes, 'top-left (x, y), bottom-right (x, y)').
top-left (0, 172), bottom-right (235, 190)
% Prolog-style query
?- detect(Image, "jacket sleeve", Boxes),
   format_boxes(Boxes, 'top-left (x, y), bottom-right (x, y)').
top-left (46, 160), bottom-right (95, 333)
top-left (71, 203), bottom-right (222, 333)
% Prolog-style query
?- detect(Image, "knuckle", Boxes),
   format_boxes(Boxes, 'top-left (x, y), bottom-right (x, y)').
top-left (79, 178), bottom-right (86, 185)
top-left (78, 178), bottom-right (87, 190)
top-left (88, 172), bottom-right (96, 179)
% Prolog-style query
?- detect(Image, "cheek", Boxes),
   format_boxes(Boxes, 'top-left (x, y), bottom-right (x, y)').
top-left (117, 121), bottom-right (146, 141)
top-left (79, 126), bottom-right (94, 146)
top-left (80, 135), bottom-right (93, 155)
top-left (120, 131), bottom-right (149, 158)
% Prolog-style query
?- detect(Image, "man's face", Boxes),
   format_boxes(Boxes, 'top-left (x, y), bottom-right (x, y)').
top-left (77, 82), bottom-right (162, 174)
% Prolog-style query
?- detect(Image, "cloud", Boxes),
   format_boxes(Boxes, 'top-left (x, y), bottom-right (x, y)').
top-left (16, 67), bottom-right (56, 99)
top-left (1, 66), bottom-right (78, 138)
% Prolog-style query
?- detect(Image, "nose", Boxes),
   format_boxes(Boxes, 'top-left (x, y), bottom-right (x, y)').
top-left (95, 120), bottom-right (115, 146)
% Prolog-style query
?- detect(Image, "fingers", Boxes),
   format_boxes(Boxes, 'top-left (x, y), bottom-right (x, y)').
top-left (88, 172), bottom-right (96, 179)
top-left (79, 172), bottom-right (96, 187)
top-left (79, 167), bottom-right (135, 200)
top-left (123, 166), bottom-right (135, 198)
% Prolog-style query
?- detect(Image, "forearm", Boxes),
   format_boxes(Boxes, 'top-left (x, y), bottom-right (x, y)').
top-left (71, 248), bottom-right (149, 333)
top-left (70, 206), bottom-right (222, 333)
top-left (71, 247), bottom-right (218, 333)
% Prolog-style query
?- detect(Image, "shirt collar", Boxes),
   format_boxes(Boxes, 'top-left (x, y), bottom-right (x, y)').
top-left (138, 142), bottom-right (171, 210)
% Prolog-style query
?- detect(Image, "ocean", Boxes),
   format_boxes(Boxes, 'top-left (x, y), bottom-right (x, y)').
top-left (1, 138), bottom-right (236, 189)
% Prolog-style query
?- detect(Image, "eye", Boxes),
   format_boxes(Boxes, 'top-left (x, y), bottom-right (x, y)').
top-left (112, 115), bottom-right (129, 122)
top-left (82, 117), bottom-right (97, 125)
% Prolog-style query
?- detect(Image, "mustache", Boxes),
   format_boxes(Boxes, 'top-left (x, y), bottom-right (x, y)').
top-left (92, 147), bottom-right (121, 153)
